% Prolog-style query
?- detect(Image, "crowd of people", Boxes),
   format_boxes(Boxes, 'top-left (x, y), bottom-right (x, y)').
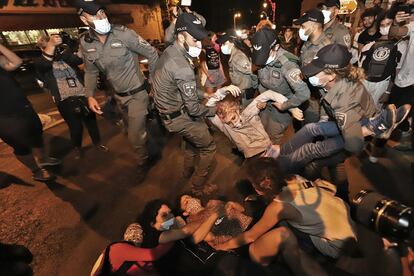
top-left (0, 0), bottom-right (413, 275)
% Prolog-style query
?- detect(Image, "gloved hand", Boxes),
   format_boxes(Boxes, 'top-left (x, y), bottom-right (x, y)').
top-left (289, 107), bottom-right (304, 121)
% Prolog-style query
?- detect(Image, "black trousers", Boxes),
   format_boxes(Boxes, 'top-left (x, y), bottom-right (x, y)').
top-left (57, 97), bottom-right (101, 148)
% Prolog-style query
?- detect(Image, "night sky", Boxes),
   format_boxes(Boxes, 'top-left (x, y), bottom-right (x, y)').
top-left (190, 0), bottom-right (303, 32)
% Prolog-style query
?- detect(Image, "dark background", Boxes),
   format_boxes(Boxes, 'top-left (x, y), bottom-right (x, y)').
top-left (114, 0), bottom-right (303, 31)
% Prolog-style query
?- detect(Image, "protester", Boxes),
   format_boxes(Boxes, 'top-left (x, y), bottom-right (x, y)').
top-left (358, 8), bottom-right (382, 52)
top-left (0, 43), bottom-right (60, 182)
top-left (90, 223), bottom-right (173, 275)
top-left (179, 193), bottom-right (252, 249)
top-left (35, 34), bottom-right (108, 159)
top-left (279, 26), bottom-right (298, 55)
top-left (199, 32), bottom-right (227, 97)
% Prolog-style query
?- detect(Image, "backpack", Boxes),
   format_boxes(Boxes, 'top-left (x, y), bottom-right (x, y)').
top-left (362, 40), bottom-right (400, 82)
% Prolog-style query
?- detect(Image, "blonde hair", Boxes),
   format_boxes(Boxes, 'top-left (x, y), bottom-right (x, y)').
top-left (323, 64), bottom-right (366, 83)
top-left (216, 94), bottom-right (241, 120)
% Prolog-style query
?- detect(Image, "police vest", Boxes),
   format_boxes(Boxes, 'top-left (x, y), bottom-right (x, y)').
top-left (362, 40), bottom-right (399, 82)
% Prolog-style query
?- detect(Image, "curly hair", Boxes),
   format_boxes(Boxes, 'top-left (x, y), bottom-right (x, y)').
top-left (216, 94), bottom-right (241, 121)
top-left (323, 64), bottom-right (366, 83)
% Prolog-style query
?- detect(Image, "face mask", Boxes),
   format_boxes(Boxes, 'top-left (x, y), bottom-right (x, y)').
top-left (93, 18), bottom-right (111, 35)
top-left (299, 28), bottom-right (310, 41)
top-left (160, 217), bottom-right (175, 231)
top-left (187, 45), bottom-right (202, 58)
top-left (265, 53), bottom-right (276, 65)
top-left (309, 76), bottom-right (327, 88)
top-left (380, 25), bottom-right (391, 36)
top-left (221, 44), bottom-right (231, 55)
top-left (322, 10), bottom-right (332, 24)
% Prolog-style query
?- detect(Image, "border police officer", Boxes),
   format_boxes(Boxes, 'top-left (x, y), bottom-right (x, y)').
top-left (251, 28), bottom-right (310, 143)
top-left (75, 0), bottom-right (159, 176)
top-left (152, 13), bottom-right (219, 196)
top-left (321, 0), bottom-right (352, 49)
top-left (216, 33), bottom-right (258, 107)
top-left (295, 8), bottom-right (332, 123)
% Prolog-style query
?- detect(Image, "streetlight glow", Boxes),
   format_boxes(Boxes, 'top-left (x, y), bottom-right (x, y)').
top-left (233, 12), bottom-right (241, 29)
top-left (263, 2), bottom-right (267, 8)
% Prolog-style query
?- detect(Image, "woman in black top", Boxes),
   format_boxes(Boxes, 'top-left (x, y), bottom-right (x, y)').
top-left (35, 35), bottom-right (107, 159)
top-left (0, 43), bottom-right (60, 181)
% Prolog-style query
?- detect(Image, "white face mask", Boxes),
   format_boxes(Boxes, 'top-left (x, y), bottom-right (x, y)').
top-left (380, 25), bottom-right (391, 36)
top-left (299, 28), bottom-right (310, 41)
top-left (160, 217), bottom-right (175, 231)
top-left (322, 10), bottom-right (332, 24)
top-left (93, 18), bottom-right (111, 35)
top-left (309, 75), bottom-right (326, 87)
top-left (265, 53), bottom-right (276, 65)
top-left (187, 46), bottom-right (202, 58)
top-left (221, 44), bottom-right (231, 55)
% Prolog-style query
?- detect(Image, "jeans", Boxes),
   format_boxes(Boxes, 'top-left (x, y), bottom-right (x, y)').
top-left (278, 121), bottom-right (344, 173)
top-left (57, 97), bottom-right (101, 148)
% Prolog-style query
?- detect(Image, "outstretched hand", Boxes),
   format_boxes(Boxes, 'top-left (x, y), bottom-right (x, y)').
top-left (223, 85), bottom-right (241, 97)
top-left (289, 107), bottom-right (304, 121)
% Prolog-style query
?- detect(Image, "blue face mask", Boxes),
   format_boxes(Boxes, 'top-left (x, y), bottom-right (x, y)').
top-left (160, 217), bottom-right (175, 231)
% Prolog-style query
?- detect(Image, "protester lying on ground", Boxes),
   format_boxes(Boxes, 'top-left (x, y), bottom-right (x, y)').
top-left (139, 199), bottom-right (234, 275)
top-left (179, 193), bottom-right (252, 249)
top-left (205, 85), bottom-right (410, 173)
top-left (90, 223), bottom-right (173, 276)
top-left (215, 158), bottom-right (358, 275)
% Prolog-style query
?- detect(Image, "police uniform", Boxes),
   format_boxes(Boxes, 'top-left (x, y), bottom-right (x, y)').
top-left (323, 0), bottom-right (351, 49)
top-left (76, 0), bottom-right (159, 167)
top-left (152, 13), bottom-right (216, 194)
top-left (216, 33), bottom-right (258, 106)
top-left (252, 28), bottom-right (311, 143)
top-left (295, 9), bottom-right (333, 123)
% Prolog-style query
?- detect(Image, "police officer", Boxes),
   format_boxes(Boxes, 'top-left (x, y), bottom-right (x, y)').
top-left (152, 13), bottom-right (222, 196)
top-left (295, 9), bottom-right (332, 123)
top-left (251, 27), bottom-right (310, 143)
top-left (75, 0), bottom-right (159, 175)
top-left (216, 33), bottom-right (258, 106)
top-left (321, 0), bottom-right (352, 49)
top-left (295, 8), bottom-right (332, 66)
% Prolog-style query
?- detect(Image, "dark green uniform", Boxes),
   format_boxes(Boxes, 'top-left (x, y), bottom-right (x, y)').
top-left (324, 19), bottom-right (351, 49)
top-left (79, 25), bottom-right (158, 164)
top-left (257, 48), bottom-right (311, 143)
top-left (300, 32), bottom-right (332, 123)
top-left (228, 47), bottom-right (258, 106)
top-left (152, 41), bottom-right (216, 192)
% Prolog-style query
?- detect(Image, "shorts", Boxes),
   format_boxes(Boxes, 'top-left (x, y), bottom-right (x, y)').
top-left (0, 106), bottom-right (44, 155)
top-left (204, 69), bottom-right (227, 88)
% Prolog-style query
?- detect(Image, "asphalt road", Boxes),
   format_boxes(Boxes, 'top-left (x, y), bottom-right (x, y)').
top-left (0, 100), bottom-right (413, 275)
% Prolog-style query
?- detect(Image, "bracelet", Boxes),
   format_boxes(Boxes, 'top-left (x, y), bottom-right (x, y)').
top-left (384, 91), bottom-right (391, 95)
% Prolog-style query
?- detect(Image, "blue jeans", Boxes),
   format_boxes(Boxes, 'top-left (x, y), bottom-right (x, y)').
top-left (278, 121), bottom-right (344, 172)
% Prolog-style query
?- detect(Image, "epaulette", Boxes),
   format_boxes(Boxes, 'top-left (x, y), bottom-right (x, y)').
top-left (282, 51), bottom-right (300, 65)
top-left (112, 24), bottom-right (127, 32)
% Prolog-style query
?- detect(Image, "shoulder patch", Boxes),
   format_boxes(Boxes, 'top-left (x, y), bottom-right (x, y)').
top-left (113, 24), bottom-right (127, 31)
top-left (343, 34), bottom-right (351, 48)
top-left (182, 82), bottom-right (196, 98)
top-left (335, 112), bottom-right (347, 129)
top-left (287, 68), bottom-right (302, 84)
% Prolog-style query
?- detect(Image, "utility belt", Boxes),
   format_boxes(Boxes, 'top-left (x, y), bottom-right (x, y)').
top-left (116, 80), bottom-right (148, 97)
top-left (159, 107), bottom-right (186, 121)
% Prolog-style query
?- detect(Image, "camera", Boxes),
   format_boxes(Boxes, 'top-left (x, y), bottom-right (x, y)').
top-left (352, 190), bottom-right (413, 242)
